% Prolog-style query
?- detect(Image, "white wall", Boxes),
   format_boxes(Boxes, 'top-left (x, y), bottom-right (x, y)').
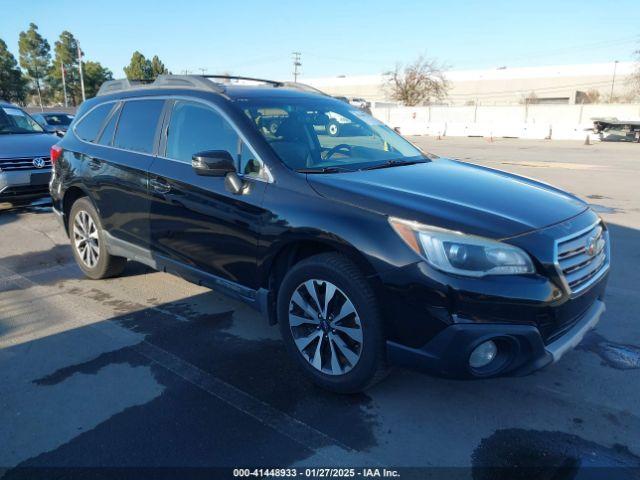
top-left (371, 104), bottom-right (640, 140)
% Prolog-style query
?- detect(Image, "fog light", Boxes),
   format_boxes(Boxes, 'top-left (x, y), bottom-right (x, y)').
top-left (469, 340), bottom-right (498, 369)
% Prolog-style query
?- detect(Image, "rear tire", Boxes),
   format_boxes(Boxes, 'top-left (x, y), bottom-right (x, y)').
top-left (277, 253), bottom-right (388, 393)
top-left (68, 197), bottom-right (126, 280)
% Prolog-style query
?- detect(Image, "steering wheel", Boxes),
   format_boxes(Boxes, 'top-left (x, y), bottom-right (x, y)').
top-left (324, 144), bottom-right (352, 160)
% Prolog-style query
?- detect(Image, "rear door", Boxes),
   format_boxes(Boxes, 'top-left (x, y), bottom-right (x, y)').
top-left (147, 99), bottom-right (269, 289)
top-left (84, 99), bottom-right (166, 248)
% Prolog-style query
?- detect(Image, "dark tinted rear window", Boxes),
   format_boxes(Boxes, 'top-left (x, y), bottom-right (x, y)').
top-left (113, 100), bottom-right (164, 154)
top-left (74, 103), bottom-right (113, 142)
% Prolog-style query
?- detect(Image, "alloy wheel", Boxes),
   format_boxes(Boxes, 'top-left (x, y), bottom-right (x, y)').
top-left (73, 210), bottom-right (100, 268)
top-left (288, 279), bottom-right (363, 375)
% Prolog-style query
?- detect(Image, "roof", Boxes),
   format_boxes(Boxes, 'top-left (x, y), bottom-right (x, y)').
top-left (96, 75), bottom-right (330, 101)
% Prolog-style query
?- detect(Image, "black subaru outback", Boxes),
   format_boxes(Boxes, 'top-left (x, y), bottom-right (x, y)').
top-left (50, 75), bottom-right (609, 393)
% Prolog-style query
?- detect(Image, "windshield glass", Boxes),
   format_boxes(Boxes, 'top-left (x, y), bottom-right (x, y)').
top-left (0, 107), bottom-right (45, 134)
top-left (43, 113), bottom-right (74, 126)
top-left (235, 96), bottom-right (425, 171)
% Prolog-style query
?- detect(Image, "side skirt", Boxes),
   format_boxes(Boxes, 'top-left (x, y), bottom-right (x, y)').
top-left (102, 231), bottom-right (270, 316)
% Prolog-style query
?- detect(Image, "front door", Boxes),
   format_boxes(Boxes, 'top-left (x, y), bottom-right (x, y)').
top-left (147, 99), bottom-right (270, 290)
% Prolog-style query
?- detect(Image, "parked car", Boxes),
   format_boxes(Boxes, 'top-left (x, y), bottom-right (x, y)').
top-left (348, 97), bottom-right (369, 109)
top-left (0, 101), bottom-right (59, 203)
top-left (32, 111), bottom-right (75, 136)
top-left (50, 75), bottom-right (609, 393)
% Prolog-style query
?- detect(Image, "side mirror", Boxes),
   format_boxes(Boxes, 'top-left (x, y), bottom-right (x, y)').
top-left (192, 150), bottom-right (236, 177)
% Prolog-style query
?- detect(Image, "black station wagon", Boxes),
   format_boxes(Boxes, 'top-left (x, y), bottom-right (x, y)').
top-left (50, 75), bottom-right (609, 392)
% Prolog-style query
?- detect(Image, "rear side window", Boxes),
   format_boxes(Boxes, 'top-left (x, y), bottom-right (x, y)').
top-left (113, 100), bottom-right (164, 154)
top-left (75, 103), bottom-right (113, 142)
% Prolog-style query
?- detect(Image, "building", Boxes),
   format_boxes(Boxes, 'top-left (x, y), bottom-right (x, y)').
top-left (305, 62), bottom-right (637, 105)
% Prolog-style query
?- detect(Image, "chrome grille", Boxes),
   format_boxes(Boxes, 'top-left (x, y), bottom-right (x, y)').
top-left (0, 157), bottom-right (52, 171)
top-left (556, 222), bottom-right (609, 294)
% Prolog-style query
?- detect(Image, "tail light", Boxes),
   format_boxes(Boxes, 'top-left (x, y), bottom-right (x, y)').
top-left (50, 144), bottom-right (63, 166)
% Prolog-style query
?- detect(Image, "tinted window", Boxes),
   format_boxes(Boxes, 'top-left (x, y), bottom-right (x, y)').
top-left (97, 104), bottom-right (120, 146)
top-left (166, 101), bottom-right (239, 163)
top-left (75, 103), bottom-right (113, 142)
top-left (113, 100), bottom-right (164, 154)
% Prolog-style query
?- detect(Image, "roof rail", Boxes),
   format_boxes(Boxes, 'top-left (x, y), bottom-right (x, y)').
top-left (280, 81), bottom-right (328, 96)
top-left (96, 75), bottom-right (225, 97)
top-left (153, 74), bottom-right (225, 92)
top-left (96, 79), bottom-right (151, 96)
top-left (201, 74), bottom-right (284, 86)
top-left (95, 75), bottom-right (328, 97)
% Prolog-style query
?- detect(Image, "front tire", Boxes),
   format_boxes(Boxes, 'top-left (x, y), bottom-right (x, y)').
top-left (277, 253), bottom-right (387, 393)
top-left (68, 197), bottom-right (126, 280)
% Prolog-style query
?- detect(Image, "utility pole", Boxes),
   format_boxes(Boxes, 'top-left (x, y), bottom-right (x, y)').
top-left (609, 60), bottom-right (619, 103)
top-left (292, 52), bottom-right (301, 82)
top-left (77, 42), bottom-right (86, 102)
top-left (61, 63), bottom-right (68, 108)
top-left (199, 67), bottom-right (207, 75)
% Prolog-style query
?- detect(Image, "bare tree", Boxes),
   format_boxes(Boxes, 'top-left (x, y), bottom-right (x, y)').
top-left (385, 56), bottom-right (449, 106)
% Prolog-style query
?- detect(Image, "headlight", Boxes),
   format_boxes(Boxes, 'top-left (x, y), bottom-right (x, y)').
top-left (389, 217), bottom-right (535, 277)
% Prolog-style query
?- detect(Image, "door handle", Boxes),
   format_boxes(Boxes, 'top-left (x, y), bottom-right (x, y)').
top-left (150, 178), bottom-right (171, 194)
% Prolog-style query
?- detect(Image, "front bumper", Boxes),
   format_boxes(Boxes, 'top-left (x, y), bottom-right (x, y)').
top-left (387, 298), bottom-right (605, 378)
top-left (0, 169), bottom-right (51, 201)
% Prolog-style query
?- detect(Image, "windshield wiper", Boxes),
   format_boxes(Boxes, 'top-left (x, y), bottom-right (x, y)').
top-left (297, 166), bottom-right (351, 174)
top-left (360, 158), bottom-right (428, 171)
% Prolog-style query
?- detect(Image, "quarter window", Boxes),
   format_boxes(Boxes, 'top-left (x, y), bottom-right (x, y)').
top-left (96, 104), bottom-right (121, 146)
top-left (113, 100), bottom-right (165, 154)
top-left (74, 103), bottom-right (113, 142)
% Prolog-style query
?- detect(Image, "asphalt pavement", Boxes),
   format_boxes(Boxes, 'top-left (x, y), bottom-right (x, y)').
top-left (1, 138), bottom-right (639, 479)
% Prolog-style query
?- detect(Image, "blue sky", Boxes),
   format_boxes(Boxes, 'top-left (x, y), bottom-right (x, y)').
top-left (2, 0), bottom-right (639, 80)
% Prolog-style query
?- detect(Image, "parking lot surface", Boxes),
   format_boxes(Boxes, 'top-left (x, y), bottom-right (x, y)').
top-left (1, 138), bottom-right (639, 477)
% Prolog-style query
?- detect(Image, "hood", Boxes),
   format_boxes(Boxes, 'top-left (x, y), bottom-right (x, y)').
top-left (0, 133), bottom-right (59, 159)
top-left (308, 159), bottom-right (587, 239)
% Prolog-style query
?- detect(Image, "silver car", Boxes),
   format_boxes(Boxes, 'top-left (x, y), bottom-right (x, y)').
top-left (0, 101), bottom-right (59, 203)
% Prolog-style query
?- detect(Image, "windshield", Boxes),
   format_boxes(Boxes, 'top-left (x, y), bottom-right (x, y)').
top-left (235, 96), bottom-right (425, 172)
top-left (0, 107), bottom-right (45, 134)
top-left (43, 113), bottom-right (74, 126)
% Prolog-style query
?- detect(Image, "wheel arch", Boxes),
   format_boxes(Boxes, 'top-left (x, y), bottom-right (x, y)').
top-left (61, 185), bottom-right (93, 234)
top-left (259, 235), bottom-right (381, 325)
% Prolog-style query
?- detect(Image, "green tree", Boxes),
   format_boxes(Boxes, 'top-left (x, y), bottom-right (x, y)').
top-left (48, 31), bottom-right (82, 106)
top-left (123, 51), bottom-right (153, 81)
top-left (18, 23), bottom-right (51, 108)
top-left (150, 55), bottom-right (168, 77)
top-left (83, 61), bottom-right (113, 98)
top-left (0, 39), bottom-right (28, 104)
